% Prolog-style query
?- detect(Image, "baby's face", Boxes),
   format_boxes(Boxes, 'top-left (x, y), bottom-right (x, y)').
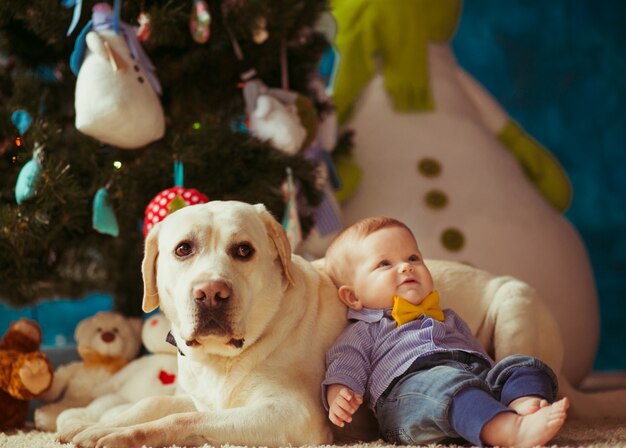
top-left (346, 226), bottom-right (434, 310)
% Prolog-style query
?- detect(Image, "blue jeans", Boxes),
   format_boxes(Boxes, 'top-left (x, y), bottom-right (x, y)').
top-left (375, 351), bottom-right (558, 446)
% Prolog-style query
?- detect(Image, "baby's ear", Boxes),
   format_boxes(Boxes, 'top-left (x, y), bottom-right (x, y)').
top-left (338, 286), bottom-right (361, 310)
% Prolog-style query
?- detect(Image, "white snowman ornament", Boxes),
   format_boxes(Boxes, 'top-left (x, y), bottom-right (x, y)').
top-left (332, 0), bottom-right (598, 387)
top-left (72, 2), bottom-right (165, 149)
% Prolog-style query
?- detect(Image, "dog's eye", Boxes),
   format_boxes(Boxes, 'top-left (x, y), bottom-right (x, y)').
top-left (175, 242), bottom-right (193, 257)
top-left (232, 243), bottom-right (255, 260)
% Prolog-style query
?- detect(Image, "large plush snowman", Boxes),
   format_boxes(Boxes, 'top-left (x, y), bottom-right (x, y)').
top-left (331, 0), bottom-right (598, 386)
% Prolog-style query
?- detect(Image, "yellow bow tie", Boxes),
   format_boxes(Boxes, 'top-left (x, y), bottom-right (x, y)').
top-left (391, 291), bottom-right (444, 326)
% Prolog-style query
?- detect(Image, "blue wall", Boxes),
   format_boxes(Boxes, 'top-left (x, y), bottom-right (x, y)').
top-left (0, 294), bottom-right (112, 347)
top-left (453, 0), bottom-right (626, 370)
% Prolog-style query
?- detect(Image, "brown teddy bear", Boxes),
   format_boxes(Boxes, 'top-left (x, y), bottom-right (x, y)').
top-left (0, 318), bottom-right (53, 430)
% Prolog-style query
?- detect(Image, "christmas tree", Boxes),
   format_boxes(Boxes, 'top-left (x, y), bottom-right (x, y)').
top-left (0, 0), bottom-right (339, 315)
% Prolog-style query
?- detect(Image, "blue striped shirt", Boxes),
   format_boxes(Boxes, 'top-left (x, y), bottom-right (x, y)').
top-left (323, 307), bottom-right (493, 411)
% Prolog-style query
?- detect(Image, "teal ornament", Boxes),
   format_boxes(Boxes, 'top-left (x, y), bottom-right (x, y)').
top-left (11, 110), bottom-right (33, 135)
top-left (15, 158), bottom-right (42, 204)
top-left (92, 187), bottom-right (119, 237)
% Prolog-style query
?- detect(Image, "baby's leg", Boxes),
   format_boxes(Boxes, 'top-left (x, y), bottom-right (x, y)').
top-left (508, 395), bottom-right (549, 416)
top-left (486, 356), bottom-right (559, 414)
top-left (480, 397), bottom-right (569, 447)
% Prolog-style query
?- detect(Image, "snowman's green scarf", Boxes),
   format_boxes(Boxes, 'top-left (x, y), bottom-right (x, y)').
top-left (331, 0), bottom-right (461, 124)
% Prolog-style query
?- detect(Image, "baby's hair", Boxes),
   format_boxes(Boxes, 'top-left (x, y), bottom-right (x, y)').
top-left (325, 217), bottom-right (415, 287)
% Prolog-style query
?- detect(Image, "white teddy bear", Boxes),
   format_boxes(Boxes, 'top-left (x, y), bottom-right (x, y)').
top-left (34, 311), bottom-right (142, 432)
top-left (55, 312), bottom-right (177, 442)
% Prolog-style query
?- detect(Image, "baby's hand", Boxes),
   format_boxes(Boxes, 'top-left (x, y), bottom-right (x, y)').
top-left (327, 384), bottom-right (363, 427)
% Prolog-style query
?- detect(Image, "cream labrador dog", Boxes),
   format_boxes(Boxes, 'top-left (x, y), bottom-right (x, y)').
top-left (67, 201), bottom-right (347, 448)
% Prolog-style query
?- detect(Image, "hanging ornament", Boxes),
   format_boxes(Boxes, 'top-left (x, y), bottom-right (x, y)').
top-left (11, 109), bottom-right (33, 136)
top-left (70, 0), bottom-right (165, 149)
top-left (281, 167), bottom-right (302, 250)
top-left (313, 11), bottom-right (340, 95)
top-left (243, 79), bottom-right (307, 155)
top-left (251, 16), bottom-right (268, 44)
top-left (223, 15), bottom-right (306, 154)
top-left (137, 12), bottom-right (152, 42)
top-left (305, 143), bottom-right (343, 237)
top-left (143, 161), bottom-right (209, 237)
top-left (294, 94), bottom-right (319, 149)
top-left (190, 0), bottom-right (211, 44)
top-left (15, 144), bottom-right (44, 204)
top-left (92, 186), bottom-right (120, 237)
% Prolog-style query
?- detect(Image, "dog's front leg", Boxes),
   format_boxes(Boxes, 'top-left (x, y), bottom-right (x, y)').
top-left (71, 395), bottom-right (197, 448)
top-left (80, 400), bottom-right (329, 448)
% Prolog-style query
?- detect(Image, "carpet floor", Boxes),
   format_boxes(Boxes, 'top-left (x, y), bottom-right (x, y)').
top-left (1, 418), bottom-right (625, 448)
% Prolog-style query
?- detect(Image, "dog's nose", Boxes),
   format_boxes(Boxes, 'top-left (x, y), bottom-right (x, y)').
top-left (193, 280), bottom-right (232, 308)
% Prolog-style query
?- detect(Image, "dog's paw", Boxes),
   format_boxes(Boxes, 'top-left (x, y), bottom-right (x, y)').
top-left (94, 429), bottom-right (146, 448)
top-left (56, 423), bottom-right (90, 444)
top-left (71, 425), bottom-right (116, 448)
top-left (72, 425), bottom-right (151, 448)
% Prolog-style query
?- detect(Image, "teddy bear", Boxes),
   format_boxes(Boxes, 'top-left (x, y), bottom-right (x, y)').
top-left (0, 318), bottom-right (53, 430)
top-left (55, 312), bottom-right (178, 442)
top-left (34, 311), bottom-right (142, 432)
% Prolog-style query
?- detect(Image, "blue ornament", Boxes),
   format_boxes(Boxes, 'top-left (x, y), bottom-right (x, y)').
top-left (15, 158), bottom-right (42, 204)
top-left (11, 110), bottom-right (33, 135)
top-left (92, 187), bottom-right (119, 237)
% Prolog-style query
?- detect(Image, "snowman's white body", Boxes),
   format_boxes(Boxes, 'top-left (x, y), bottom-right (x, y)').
top-left (341, 43), bottom-right (598, 386)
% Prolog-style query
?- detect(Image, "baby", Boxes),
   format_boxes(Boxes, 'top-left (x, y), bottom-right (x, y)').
top-left (323, 217), bottom-right (568, 447)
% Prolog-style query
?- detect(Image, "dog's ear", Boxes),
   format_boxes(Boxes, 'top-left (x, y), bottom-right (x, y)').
top-left (254, 203), bottom-right (295, 287)
top-left (142, 224), bottom-right (160, 312)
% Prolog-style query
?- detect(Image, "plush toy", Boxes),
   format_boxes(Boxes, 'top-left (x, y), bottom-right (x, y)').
top-left (330, 0), bottom-right (597, 387)
top-left (0, 318), bottom-right (53, 430)
top-left (243, 78), bottom-right (307, 155)
top-left (55, 312), bottom-right (177, 442)
top-left (34, 311), bottom-right (141, 432)
top-left (71, 2), bottom-right (165, 149)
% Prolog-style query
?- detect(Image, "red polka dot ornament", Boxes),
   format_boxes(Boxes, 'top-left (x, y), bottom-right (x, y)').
top-left (143, 161), bottom-right (208, 237)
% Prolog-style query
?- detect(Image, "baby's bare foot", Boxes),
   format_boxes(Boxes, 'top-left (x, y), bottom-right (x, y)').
top-left (19, 358), bottom-right (52, 394)
top-left (481, 397), bottom-right (569, 447)
top-left (509, 396), bottom-right (550, 416)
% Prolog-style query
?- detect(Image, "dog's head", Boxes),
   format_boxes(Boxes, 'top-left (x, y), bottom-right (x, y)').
top-left (142, 201), bottom-right (294, 357)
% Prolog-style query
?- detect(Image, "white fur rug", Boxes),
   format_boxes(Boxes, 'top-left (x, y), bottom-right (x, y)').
top-left (1, 419), bottom-right (625, 448)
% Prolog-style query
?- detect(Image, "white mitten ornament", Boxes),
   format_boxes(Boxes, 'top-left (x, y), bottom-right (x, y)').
top-left (72, 3), bottom-right (165, 149)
